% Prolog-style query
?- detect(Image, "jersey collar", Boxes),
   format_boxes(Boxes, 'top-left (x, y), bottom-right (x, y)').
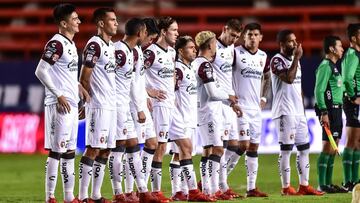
top-left (57, 33), bottom-right (73, 44)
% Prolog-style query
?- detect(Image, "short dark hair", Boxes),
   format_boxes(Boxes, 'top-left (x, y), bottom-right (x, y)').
top-left (243, 22), bottom-right (261, 33)
top-left (277, 29), bottom-right (294, 43)
top-left (225, 19), bottom-right (243, 33)
top-left (347, 23), bottom-right (360, 41)
top-left (158, 16), bottom-right (176, 32)
top-left (143, 17), bottom-right (159, 35)
top-left (323, 35), bottom-right (341, 54)
top-left (125, 17), bottom-right (145, 36)
top-left (175, 36), bottom-right (194, 60)
top-left (93, 7), bottom-right (115, 24)
top-left (53, 4), bottom-right (76, 25)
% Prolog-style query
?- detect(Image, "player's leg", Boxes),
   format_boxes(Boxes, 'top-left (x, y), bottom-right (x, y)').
top-left (245, 110), bottom-right (268, 197)
top-left (169, 144), bottom-right (186, 201)
top-left (61, 107), bottom-right (79, 202)
top-left (150, 106), bottom-right (171, 201)
top-left (274, 115), bottom-right (297, 195)
top-left (295, 116), bottom-right (323, 196)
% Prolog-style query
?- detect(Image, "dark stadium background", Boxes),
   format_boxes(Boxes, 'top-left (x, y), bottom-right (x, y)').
top-left (0, 0), bottom-right (359, 154)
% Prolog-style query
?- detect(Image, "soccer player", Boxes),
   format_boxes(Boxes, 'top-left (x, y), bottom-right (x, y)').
top-left (35, 4), bottom-right (85, 203)
top-left (110, 17), bottom-right (161, 203)
top-left (143, 16), bottom-right (178, 202)
top-left (124, 17), bottom-right (159, 200)
top-left (209, 19), bottom-right (242, 198)
top-left (270, 29), bottom-right (324, 196)
top-left (168, 36), bottom-right (215, 202)
top-left (78, 8), bottom-right (118, 203)
top-left (193, 30), bottom-right (241, 200)
top-left (341, 23), bottom-right (360, 191)
top-left (232, 22), bottom-right (269, 197)
top-left (315, 35), bottom-right (347, 193)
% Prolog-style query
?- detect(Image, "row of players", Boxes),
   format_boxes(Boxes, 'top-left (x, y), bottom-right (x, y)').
top-left (35, 3), bottom-right (360, 203)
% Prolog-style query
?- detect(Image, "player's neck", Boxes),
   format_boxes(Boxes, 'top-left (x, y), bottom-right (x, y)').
top-left (59, 30), bottom-right (74, 41)
top-left (122, 36), bottom-right (137, 49)
top-left (156, 37), bottom-right (170, 50)
top-left (199, 50), bottom-right (213, 61)
top-left (179, 57), bottom-right (190, 66)
top-left (350, 42), bottom-right (360, 52)
top-left (325, 54), bottom-right (338, 64)
top-left (244, 45), bottom-right (258, 54)
top-left (97, 31), bottom-right (112, 44)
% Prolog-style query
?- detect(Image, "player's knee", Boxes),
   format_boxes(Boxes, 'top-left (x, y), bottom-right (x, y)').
top-left (248, 143), bottom-right (259, 152)
top-left (145, 138), bottom-right (158, 150)
top-left (239, 141), bottom-right (249, 151)
top-left (49, 151), bottom-right (61, 160)
top-left (98, 149), bottom-right (110, 158)
top-left (212, 146), bottom-right (224, 156)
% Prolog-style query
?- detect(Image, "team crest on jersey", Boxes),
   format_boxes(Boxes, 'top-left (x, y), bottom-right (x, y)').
top-left (289, 134), bottom-right (294, 140)
top-left (123, 128), bottom-right (128, 135)
top-left (239, 130), bottom-right (246, 136)
top-left (260, 60), bottom-right (264, 67)
top-left (52, 54), bottom-right (59, 62)
top-left (159, 131), bottom-right (165, 137)
top-left (100, 136), bottom-right (105, 143)
top-left (60, 141), bottom-right (65, 148)
top-left (224, 130), bottom-right (229, 135)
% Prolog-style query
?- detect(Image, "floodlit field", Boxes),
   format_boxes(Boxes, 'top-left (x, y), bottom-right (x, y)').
top-left (0, 153), bottom-right (351, 203)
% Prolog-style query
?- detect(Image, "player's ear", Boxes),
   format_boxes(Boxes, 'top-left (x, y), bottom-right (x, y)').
top-left (329, 46), bottom-right (335, 53)
top-left (60, 20), bottom-right (67, 28)
top-left (259, 33), bottom-right (263, 42)
top-left (98, 20), bottom-right (104, 28)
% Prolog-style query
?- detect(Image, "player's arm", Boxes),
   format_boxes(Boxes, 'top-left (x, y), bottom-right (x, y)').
top-left (260, 60), bottom-right (271, 109)
top-left (314, 63), bottom-right (331, 115)
top-left (342, 51), bottom-right (359, 102)
top-left (35, 40), bottom-right (70, 114)
top-left (276, 44), bottom-right (303, 84)
top-left (79, 41), bottom-right (101, 94)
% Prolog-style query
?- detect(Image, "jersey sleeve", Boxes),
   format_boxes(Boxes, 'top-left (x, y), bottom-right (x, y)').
top-left (115, 49), bottom-right (127, 68)
top-left (197, 61), bottom-right (215, 84)
top-left (342, 50), bottom-right (359, 98)
top-left (143, 49), bottom-right (155, 69)
top-left (314, 62), bottom-right (332, 110)
top-left (83, 41), bottom-right (101, 68)
top-left (41, 40), bottom-right (63, 65)
top-left (175, 67), bottom-right (183, 91)
top-left (270, 56), bottom-right (287, 76)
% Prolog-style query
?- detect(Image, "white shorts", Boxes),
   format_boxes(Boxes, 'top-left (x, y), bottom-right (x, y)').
top-left (44, 104), bottom-right (78, 153)
top-left (273, 115), bottom-right (309, 145)
top-left (85, 107), bottom-right (116, 149)
top-left (170, 127), bottom-right (197, 155)
top-left (199, 117), bottom-right (224, 147)
top-left (131, 107), bottom-right (156, 144)
top-left (223, 104), bottom-right (238, 141)
top-left (237, 109), bottom-right (262, 144)
top-left (152, 106), bottom-right (173, 142)
top-left (116, 106), bottom-right (136, 141)
top-left (169, 108), bottom-right (188, 141)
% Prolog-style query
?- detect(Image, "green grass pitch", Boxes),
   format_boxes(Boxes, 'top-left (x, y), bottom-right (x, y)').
top-left (0, 153), bottom-right (351, 203)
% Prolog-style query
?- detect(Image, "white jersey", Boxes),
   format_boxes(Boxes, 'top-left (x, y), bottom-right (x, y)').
top-left (114, 40), bottom-right (134, 106)
top-left (212, 40), bottom-right (235, 95)
top-left (83, 36), bottom-right (116, 110)
top-left (270, 53), bottom-right (304, 119)
top-left (144, 43), bottom-right (176, 108)
top-left (233, 46), bottom-right (268, 110)
top-left (175, 60), bottom-right (197, 128)
top-left (41, 33), bottom-right (79, 107)
top-left (130, 45), bottom-right (147, 112)
top-left (193, 56), bottom-right (223, 125)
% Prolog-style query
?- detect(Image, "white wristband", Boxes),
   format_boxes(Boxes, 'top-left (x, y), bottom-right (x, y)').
top-left (260, 97), bottom-right (267, 103)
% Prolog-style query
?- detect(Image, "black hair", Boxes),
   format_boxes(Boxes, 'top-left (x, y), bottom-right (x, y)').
top-left (277, 29), bottom-right (294, 43)
top-left (125, 17), bottom-right (145, 36)
top-left (225, 18), bottom-right (243, 33)
top-left (347, 23), bottom-right (360, 41)
top-left (323, 35), bottom-right (341, 54)
top-left (175, 36), bottom-right (194, 60)
top-left (243, 22), bottom-right (261, 34)
top-left (143, 17), bottom-right (159, 35)
top-left (53, 3), bottom-right (76, 25)
top-left (157, 16), bottom-right (176, 32)
top-left (93, 7), bottom-right (115, 24)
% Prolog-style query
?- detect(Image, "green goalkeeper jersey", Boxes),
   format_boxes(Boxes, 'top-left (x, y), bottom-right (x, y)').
top-left (314, 59), bottom-right (343, 111)
top-left (342, 47), bottom-right (360, 100)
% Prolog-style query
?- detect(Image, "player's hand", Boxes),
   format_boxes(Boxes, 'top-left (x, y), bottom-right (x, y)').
top-left (353, 97), bottom-right (360, 105)
top-left (137, 111), bottom-right (146, 123)
top-left (232, 104), bottom-right (243, 117)
top-left (260, 99), bottom-right (266, 110)
top-left (147, 98), bottom-right (153, 112)
top-left (57, 95), bottom-right (70, 114)
top-left (294, 43), bottom-right (303, 60)
top-left (147, 88), bottom-right (167, 101)
top-left (320, 114), bottom-right (330, 128)
top-left (78, 106), bottom-right (85, 120)
top-left (79, 84), bottom-right (90, 103)
top-left (228, 95), bottom-right (238, 104)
